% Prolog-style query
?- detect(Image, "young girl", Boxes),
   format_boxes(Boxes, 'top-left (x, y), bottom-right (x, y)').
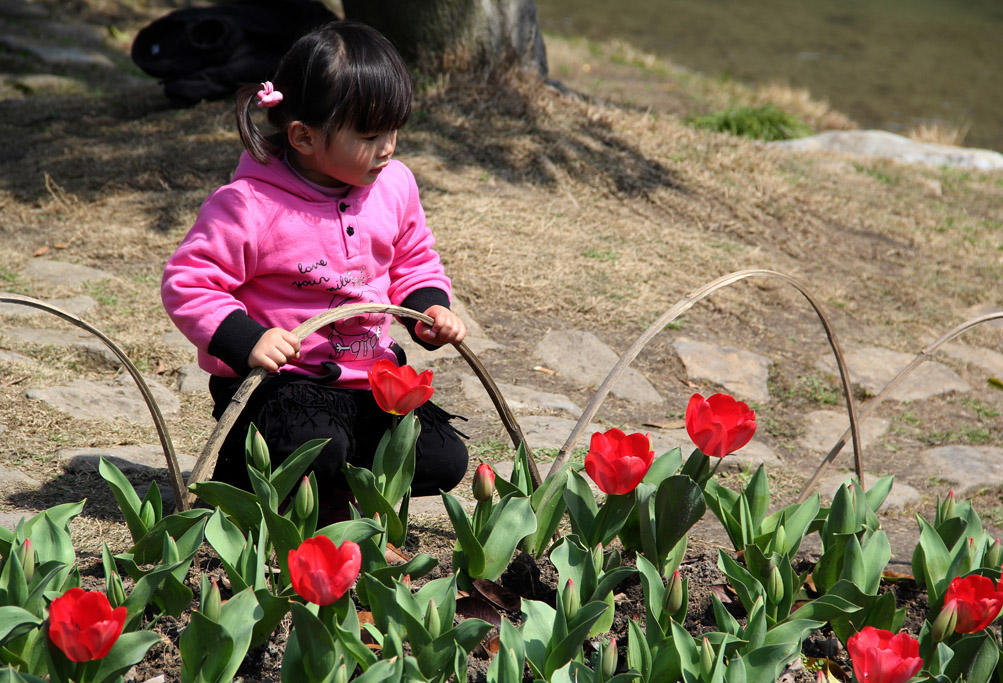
top-left (161, 21), bottom-right (469, 519)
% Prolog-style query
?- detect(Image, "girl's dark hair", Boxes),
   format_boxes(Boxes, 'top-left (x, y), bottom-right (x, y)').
top-left (237, 21), bottom-right (413, 163)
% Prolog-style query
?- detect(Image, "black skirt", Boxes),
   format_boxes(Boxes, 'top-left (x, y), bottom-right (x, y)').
top-left (208, 371), bottom-right (469, 498)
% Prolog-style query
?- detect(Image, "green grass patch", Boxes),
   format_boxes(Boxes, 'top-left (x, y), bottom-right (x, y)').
top-left (686, 105), bottom-right (812, 141)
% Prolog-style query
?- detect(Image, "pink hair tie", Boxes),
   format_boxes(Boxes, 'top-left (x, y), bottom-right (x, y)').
top-left (256, 81), bottom-right (283, 108)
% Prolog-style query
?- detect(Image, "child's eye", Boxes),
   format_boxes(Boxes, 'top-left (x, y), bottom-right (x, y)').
top-left (362, 135), bottom-right (379, 141)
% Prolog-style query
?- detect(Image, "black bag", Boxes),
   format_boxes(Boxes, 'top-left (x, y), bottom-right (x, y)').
top-left (131, 0), bottom-right (334, 106)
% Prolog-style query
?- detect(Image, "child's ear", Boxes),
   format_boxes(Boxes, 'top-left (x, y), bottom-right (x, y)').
top-left (288, 121), bottom-right (318, 155)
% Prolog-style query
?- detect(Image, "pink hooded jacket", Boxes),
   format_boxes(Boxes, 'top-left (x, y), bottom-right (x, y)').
top-left (161, 151), bottom-right (451, 389)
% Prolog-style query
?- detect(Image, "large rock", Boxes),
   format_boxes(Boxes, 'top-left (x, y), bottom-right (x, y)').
top-left (535, 330), bottom-right (662, 404)
top-left (389, 297), bottom-right (504, 369)
top-left (918, 445), bottom-right (1003, 497)
top-left (775, 130), bottom-right (1003, 170)
top-left (816, 346), bottom-right (969, 401)
top-left (672, 337), bottom-right (771, 404)
top-left (459, 373), bottom-right (580, 417)
top-left (57, 443), bottom-right (196, 477)
top-left (24, 260), bottom-right (115, 286)
top-left (3, 328), bottom-right (120, 367)
top-left (0, 295), bottom-right (99, 319)
top-left (26, 375), bottom-right (180, 423)
top-left (799, 410), bottom-right (889, 454)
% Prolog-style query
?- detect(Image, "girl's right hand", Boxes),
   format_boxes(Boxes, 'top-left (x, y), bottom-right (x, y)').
top-left (248, 327), bottom-right (301, 372)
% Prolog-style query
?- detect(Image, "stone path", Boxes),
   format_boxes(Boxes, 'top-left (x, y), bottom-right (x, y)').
top-left (2, 259), bottom-right (1002, 566)
top-left (5, 256), bottom-right (1003, 557)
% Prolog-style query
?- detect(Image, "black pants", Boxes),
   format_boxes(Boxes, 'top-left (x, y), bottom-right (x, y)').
top-left (209, 372), bottom-right (469, 500)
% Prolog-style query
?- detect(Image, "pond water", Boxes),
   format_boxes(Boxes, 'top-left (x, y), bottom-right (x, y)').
top-left (537, 0), bottom-right (1003, 152)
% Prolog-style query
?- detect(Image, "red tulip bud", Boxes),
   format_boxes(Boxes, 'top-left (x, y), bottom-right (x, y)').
top-left (472, 462), bottom-right (495, 502)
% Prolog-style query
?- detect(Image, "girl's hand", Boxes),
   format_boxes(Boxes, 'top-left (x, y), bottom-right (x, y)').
top-left (416, 305), bottom-right (466, 346)
top-left (248, 327), bottom-right (301, 371)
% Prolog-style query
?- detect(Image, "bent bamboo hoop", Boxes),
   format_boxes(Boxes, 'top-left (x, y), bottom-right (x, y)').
top-left (545, 269), bottom-right (865, 496)
top-left (794, 311), bottom-right (1003, 503)
top-left (0, 293), bottom-right (188, 508)
top-left (182, 303), bottom-right (539, 510)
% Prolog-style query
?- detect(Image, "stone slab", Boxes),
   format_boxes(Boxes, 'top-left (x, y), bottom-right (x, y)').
top-left (816, 346), bottom-right (969, 401)
top-left (0, 463), bottom-right (40, 488)
top-left (0, 35), bottom-right (115, 68)
top-left (0, 509), bottom-right (34, 531)
top-left (918, 445), bottom-right (1003, 497)
top-left (799, 410), bottom-right (890, 454)
top-left (966, 304), bottom-right (1003, 331)
top-left (57, 444), bottom-right (196, 477)
top-left (672, 337), bottom-right (772, 404)
top-left (459, 373), bottom-right (580, 417)
top-left (389, 297), bottom-right (505, 369)
top-left (517, 415), bottom-right (604, 452)
top-left (0, 295), bottom-right (99, 319)
top-left (0, 350), bottom-right (36, 366)
top-left (177, 363), bottom-right (210, 394)
top-left (26, 375), bottom-right (180, 423)
top-left (23, 259), bottom-right (114, 287)
top-left (535, 330), bottom-right (662, 404)
top-left (775, 130), bottom-right (1003, 171)
top-left (940, 342), bottom-right (1003, 378)
top-left (3, 327), bottom-right (120, 367)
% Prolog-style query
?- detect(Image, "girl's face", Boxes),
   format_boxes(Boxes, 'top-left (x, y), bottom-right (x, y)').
top-left (293, 126), bottom-right (397, 188)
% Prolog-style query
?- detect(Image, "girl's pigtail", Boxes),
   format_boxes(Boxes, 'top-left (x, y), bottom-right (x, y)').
top-left (235, 83), bottom-right (279, 164)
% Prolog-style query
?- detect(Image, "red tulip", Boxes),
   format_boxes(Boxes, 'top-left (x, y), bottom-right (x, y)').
top-left (288, 536), bottom-right (361, 605)
top-left (685, 393), bottom-right (756, 458)
top-left (943, 574), bottom-right (1003, 633)
top-left (368, 359), bottom-right (434, 416)
top-left (847, 626), bottom-right (922, 683)
top-left (584, 428), bottom-right (654, 495)
top-left (48, 588), bottom-right (127, 662)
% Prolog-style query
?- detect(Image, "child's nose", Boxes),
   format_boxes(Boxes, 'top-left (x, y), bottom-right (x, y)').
top-left (378, 133), bottom-right (396, 158)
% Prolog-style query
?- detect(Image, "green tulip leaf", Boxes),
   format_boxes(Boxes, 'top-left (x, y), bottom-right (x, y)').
top-left (654, 475), bottom-right (706, 562)
top-left (91, 631), bottom-right (164, 683)
top-left (270, 438), bottom-right (328, 502)
top-left (525, 465), bottom-right (570, 558)
top-left (288, 602), bottom-right (338, 683)
top-left (441, 492), bottom-right (486, 577)
top-left (519, 598), bottom-right (556, 680)
top-left (627, 618), bottom-right (651, 677)
top-left (487, 619), bottom-right (526, 683)
top-left (416, 618), bottom-right (493, 680)
top-left (204, 509), bottom-right (247, 574)
top-left (128, 508), bottom-right (212, 566)
top-left (179, 612), bottom-right (235, 683)
top-left (188, 482), bottom-right (262, 534)
top-left (0, 606), bottom-right (41, 647)
top-left (479, 493), bottom-right (537, 581)
top-left (563, 470), bottom-right (599, 542)
top-left (98, 457), bottom-right (147, 543)
top-left (251, 588), bottom-right (292, 649)
top-left (545, 600), bottom-right (609, 679)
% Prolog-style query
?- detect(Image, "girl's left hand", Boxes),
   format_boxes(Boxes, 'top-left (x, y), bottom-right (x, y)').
top-left (417, 305), bottom-right (466, 346)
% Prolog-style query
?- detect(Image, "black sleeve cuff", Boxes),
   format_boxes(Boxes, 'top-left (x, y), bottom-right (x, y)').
top-left (207, 309), bottom-right (269, 376)
top-left (399, 287), bottom-right (451, 351)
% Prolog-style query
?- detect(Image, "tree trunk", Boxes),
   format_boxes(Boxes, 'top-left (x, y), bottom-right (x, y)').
top-left (339, 0), bottom-right (547, 77)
